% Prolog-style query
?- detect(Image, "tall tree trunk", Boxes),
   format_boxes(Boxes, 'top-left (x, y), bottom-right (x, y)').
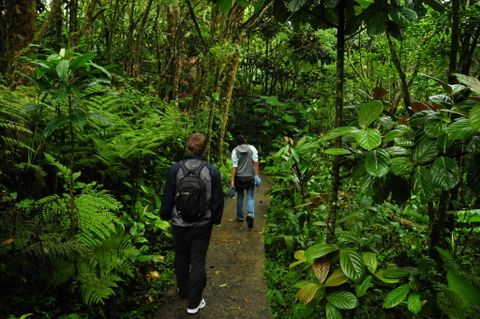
top-left (326, 0), bottom-right (346, 244)
top-left (386, 33), bottom-right (411, 110)
top-left (5, 0), bottom-right (36, 75)
top-left (54, 3), bottom-right (63, 50)
top-left (429, 190), bottom-right (451, 258)
top-left (131, 0), bottom-right (153, 77)
top-left (0, 0), bottom-right (8, 72)
top-left (165, 2), bottom-right (181, 103)
top-left (459, 24), bottom-right (480, 75)
top-left (448, 0), bottom-right (460, 83)
top-left (68, 0), bottom-right (99, 47)
top-left (69, 0), bottom-right (78, 35)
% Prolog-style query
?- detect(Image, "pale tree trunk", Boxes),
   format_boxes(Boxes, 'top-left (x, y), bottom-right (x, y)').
top-left (326, 0), bottom-right (346, 244)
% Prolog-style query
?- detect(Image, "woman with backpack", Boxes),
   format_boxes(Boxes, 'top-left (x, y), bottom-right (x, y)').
top-left (160, 133), bottom-right (224, 315)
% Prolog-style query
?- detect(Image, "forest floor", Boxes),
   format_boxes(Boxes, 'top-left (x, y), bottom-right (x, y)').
top-left (150, 176), bottom-right (273, 319)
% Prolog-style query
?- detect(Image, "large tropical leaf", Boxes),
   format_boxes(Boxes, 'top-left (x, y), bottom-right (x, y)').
top-left (431, 157), bottom-right (460, 190)
top-left (326, 291), bottom-right (359, 309)
top-left (340, 249), bottom-right (365, 280)
top-left (447, 270), bottom-right (480, 308)
top-left (390, 157), bottom-right (413, 176)
top-left (445, 119), bottom-right (476, 141)
top-left (389, 7), bottom-right (417, 26)
top-left (305, 243), bottom-right (338, 263)
top-left (383, 284), bottom-right (410, 308)
top-left (355, 275), bottom-right (372, 297)
top-left (357, 100), bottom-right (384, 129)
top-left (455, 73), bottom-right (480, 93)
top-left (469, 105), bottom-right (480, 130)
top-left (320, 127), bottom-right (360, 142)
top-left (413, 166), bottom-right (435, 201)
top-left (355, 129), bottom-right (382, 150)
top-left (412, 138), bottom-right (438, 163)
top-left (362, 252), bottom-right (378, 273)
top-left (365, 150), bottom-right (390, 177)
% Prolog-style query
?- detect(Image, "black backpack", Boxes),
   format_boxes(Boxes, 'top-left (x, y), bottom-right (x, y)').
top-left (175, 160), bottom-right (208, 223)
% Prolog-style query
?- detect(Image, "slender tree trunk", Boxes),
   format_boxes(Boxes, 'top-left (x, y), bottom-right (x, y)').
top-left (459, 24), bottom-right (480, 75)
top-left (448, 0), bottom-right (460, 83)
top-left (430, 191), bottom-right (451, 257)
top-left (326, 0), bottom-right (346, 244)
top-left (69, 0), bottom-right (78, 35)
top-left (132, 0), bottom-right (153, 77)
top-left (165, 2), bottom-right (181, 103)
top-left (68, 0), bottom-right (99, 47)
top-left (386, 33), bottom-right (411, 110)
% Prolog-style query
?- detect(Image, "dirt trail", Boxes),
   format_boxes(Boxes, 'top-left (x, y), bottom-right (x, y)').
top-left (151, 176), bottom-right (272, 319)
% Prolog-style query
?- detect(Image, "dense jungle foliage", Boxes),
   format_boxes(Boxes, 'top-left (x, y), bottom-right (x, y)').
top-left (1, 0), bottom-right (480, 318)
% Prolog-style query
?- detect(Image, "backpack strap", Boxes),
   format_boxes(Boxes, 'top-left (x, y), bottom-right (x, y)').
top-left (179, 160), bottom-right (207, 177)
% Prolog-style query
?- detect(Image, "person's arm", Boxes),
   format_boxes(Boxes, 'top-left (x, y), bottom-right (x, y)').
top-left (230, 148), bottom-right (238, 188)
top-left (160, 166), bottom-right (176, 220)
top-left (210, 168), bottom-right (225, 225)
top-left (230, 167), bottom-right (237, 188)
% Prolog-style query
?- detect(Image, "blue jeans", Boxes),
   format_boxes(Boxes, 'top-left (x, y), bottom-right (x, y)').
top-left (237, 184), bottom-right (255, 220)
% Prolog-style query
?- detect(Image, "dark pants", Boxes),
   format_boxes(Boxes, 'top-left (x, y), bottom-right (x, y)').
top-left (172, 223), bottom-right (213, 308)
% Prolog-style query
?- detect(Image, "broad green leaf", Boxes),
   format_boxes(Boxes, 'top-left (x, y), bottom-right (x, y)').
top-left (383, 264), bottom-right (410, 279)
top-left (413, 166), bottom-right (435, 201)
top-left (326, 303), bottom-right (342, 319)
top-left (305, 244), bottom-right (338, 263)
top-left (290, 250), bottom-right (306, 268)
top-left (469, 105), bottom-right (480, 130)
top-left (384, 129), bottom-right (406, 142)
top-left (218, 0), bottom-right (233, 13)
top-left (423, 0), bottom-right (445, 12)
top-left (56, 60), bottom-right (70, 81)
top-left (319, 127), bottom-right (359, 142)
top-left (431, 157), bottom-right (460, 190)
top-left (354, 0), bottom-right (374, 9)
top-left (296, 282), bottom-right (321, 305)
top-left (355, 129), bottom-right (382, 150)
top-left (437, 133), bottom-right (453, 153)
top-left (413, 138), bottom-right (438, 163)
top-left (340, 249), bottom-right (364, 280)
top-left (394, 137), bottom-right (414, 147)
top-left (455, 73), bottom-right (480, 93)
top-left (327, 291), bottom-right (359, 309)
top-left (445, 119), bottom-right (476, 141)
top-left (375, 270), bottom-right (400, 284)
top-left (407, 292), bottom-right (422, 315)
top-left (355, 275), bottom-right (372, 297)
top-left (390, 157), bottom-right (413, 176)
top-left (424, 119), bottom-right (447, 137)
top-left (383, 284), bottom-right (410, 308)
top-left (437, 288), bottom-right (469, 319)
top-left (70, 52), bottom-right (96, 69)
top-left (357, 100), bottom-right (384, 129)
top-left (282, 113), bottom-right (296, 123)
top-left (385, 146), bottom-right (411, 156)
top-left (362, 252), bottom-right (378, 273)
top-left (313, 258), bottom-right (331, 283)
top-left (365, 150), bottom-right (390, 177)
top-left (389, 7), bottom-right (417, 26)
top-left (325, 269), bottom-right (348, 287)
top-left (325, 148), bottom-right (352, 155)
top-left (447, 270), bottom-right (480, 307)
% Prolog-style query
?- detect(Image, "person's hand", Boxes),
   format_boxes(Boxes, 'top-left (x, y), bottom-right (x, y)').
top-left (228, 186), bottom-right (236, 197)
top-left (254, 175), bottom-right (262, 187)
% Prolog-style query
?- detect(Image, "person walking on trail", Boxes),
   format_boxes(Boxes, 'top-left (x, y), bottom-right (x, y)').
top-left (160, 133), bottom-right (224, 315)
top-left (230, 135), bottom-right (261, 229)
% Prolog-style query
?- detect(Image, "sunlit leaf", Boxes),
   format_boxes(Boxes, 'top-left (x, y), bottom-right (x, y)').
top-left (455, 73), bottom-right (480, 93)
top-left (357, 100), bottom-right (384, 129)
top-left (407, 292), bottom-right (422, 315)
top-left (325, 148), bottom-right (352, 155)
top-left (383, 284), bottom-right (410, 308)
top-left (362, 252), bottom-right (377, 273)
top-left (56, 60), bottom-right (70, 81)
top-left (413, 166), bottom-right (435, 201)
top-left (469, 105), bottom-right (480, 130)
top-left (412, 138), bottom-right (438, 163)
top-left (375, 270), bottom-right (400, 284)
top-left (327, 291), bottom-right (359, 309)
top-left (305, 244), bottom-right (338, 263)
top-left (319, 127), bottom-right (359, 142)
top-left (325, 269), bottom-right (348, 287)
top-left (355, 129), bottom-right (382, 150)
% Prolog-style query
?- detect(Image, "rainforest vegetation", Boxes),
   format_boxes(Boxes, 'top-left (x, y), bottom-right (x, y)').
top-left (1, 0), bottom-right (480, 318)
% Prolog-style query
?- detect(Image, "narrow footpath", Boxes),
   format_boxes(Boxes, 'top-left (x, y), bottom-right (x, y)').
top-left (151, 176), bottom-right (273, 319)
